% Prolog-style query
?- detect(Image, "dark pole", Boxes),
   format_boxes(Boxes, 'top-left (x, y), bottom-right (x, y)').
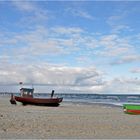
top-left (51, 90), bottom-right (55, 98)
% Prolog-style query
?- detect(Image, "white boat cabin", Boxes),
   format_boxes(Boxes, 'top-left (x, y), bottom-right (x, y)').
top-left (20, 88), bottom-right (34, 98)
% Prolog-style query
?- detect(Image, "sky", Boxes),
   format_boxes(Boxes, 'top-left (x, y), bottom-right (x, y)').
top-left (0, 1), bottom-right (140, 94)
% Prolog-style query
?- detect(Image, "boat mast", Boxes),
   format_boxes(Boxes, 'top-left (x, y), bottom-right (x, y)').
top-left (19, 82), bottom-right (23, 96)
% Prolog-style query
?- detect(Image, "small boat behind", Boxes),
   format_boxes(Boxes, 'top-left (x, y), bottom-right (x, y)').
top-left (123, 104), bottom-right (140, 115)
top-left (10, 88), bottom-right (63, 107)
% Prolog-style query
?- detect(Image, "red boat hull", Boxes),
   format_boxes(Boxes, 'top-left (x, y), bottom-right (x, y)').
top-left (14, 96), bottom-right (63, 106)
top-left (124, 109), bottom-right (140, 115)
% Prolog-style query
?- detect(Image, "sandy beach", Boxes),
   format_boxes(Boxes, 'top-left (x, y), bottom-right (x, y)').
top-left (0, 96), bottom-right (140, 139)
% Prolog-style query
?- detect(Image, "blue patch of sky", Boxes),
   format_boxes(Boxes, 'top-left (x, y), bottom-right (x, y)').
top-left (0, 2), bottom-right (23, 31)
top-left (108, 63), bottom-right (139, 79)
top-left (36, 1), bottom-right (114, 34)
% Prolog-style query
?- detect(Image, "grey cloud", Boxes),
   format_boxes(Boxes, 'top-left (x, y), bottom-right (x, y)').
top-left (110, 55), bottom-right (140, 65)
top-left (0, 62), bottom-right (104, 92)
top-left (102, 77), bottom-right (140, 94)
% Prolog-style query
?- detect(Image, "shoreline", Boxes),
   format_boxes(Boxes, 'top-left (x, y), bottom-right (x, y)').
top-left (1, 93), bottom-right (140, 107)
top-left (0, 96), bottom-right (140, 139)
top-left (0, 94), bottom-right (124, 107)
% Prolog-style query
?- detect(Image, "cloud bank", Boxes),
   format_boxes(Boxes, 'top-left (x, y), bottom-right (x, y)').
top-left (0, 1), bottom-right (140, 94)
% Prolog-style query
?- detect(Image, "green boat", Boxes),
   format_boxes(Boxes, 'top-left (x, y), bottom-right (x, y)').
top-left (123, 104), bottom-right (140, 115)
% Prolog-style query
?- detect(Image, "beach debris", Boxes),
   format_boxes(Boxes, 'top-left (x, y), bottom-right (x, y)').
top-left (3, 128), bottom-right (7, 132)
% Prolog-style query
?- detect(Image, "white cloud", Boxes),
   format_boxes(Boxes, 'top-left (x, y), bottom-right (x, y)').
top-left (1, 62), bottom-right (140, 94)
top-left (0, 25), bottom-right (139, 66)
top-left (0, 62), bottom-right (104, 93)
top-left (110, 55), bottom-right (140, 65)
top-left (107, 15), bottom-right (123, 26)
top-left (0, 26), bottom-right (86, 62)
top-left (11, 1), bottom-right (50, 29)
top-left (111, 25), bottom-right (132, 33)
top-left (131, 68), bottom-right (140, 73)
top-left (98, 34), bottom-right (135, 58)
top-left (12, 1), bottom-right (36, 12)
top-left (0, 2), bottom-right (140, 94)
top-left (102, 77), bottom-right (140, 94)
top-left (122, 55), bottom-right (140, 62)
top-left (0, 24), bottom-right (140, 93)
top-left (52, 27), bottom-right (83, 35)
top-left (106, 9), bottom-right (133, 34)
top-left (66, 8), bottom-right (94, 20)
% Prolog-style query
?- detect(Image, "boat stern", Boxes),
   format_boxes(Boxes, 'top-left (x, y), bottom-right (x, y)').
top-left (123, 104), bottom-right (127, 113)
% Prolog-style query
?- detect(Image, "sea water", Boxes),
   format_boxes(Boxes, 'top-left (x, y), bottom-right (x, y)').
top-left (53, 93), bottom-right (140, 106)
top-left (1, 92), bottom-right (140, 107)
top-left (23, 93), bottom-right (140, 106)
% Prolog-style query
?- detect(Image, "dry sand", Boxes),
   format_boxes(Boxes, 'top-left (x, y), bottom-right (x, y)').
top-left (0, 96), bottom-right (140, 139)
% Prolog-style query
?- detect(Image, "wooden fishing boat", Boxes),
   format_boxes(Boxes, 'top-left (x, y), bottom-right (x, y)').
top-left (10, 88), bottom-right (63, 106)
top-left (123, 104), bottom-right (140, 115)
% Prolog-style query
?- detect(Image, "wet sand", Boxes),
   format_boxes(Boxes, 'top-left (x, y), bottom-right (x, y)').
top-left (0, 96), bottom-right (140, 139)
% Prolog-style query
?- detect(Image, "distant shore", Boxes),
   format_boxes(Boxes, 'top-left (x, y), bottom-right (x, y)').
top-left (0, 96), bottom-right (140, 139)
